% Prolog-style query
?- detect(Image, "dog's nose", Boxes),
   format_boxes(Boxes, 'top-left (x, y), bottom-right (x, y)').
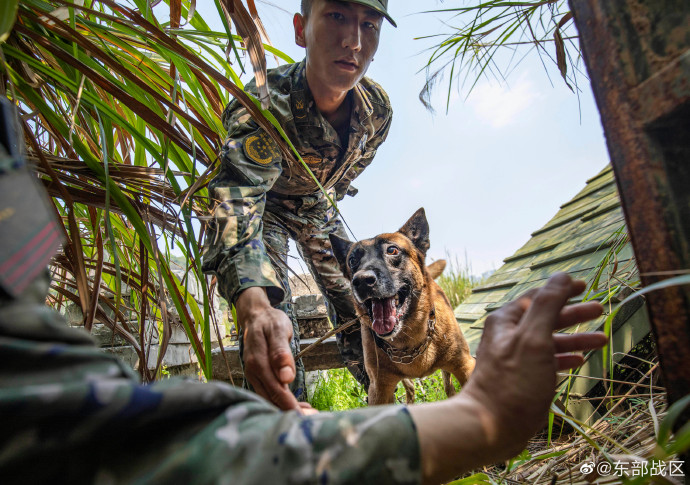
top-left (352, 270), bottom-right (377, 290)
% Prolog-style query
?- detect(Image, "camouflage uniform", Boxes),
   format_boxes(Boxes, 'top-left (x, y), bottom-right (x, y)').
top-left (0, 101), bottom-right (420, 483)
top-left (202, 61), bottom-right (393, 398)
top-left (0, 276), bottom-right (421, 484)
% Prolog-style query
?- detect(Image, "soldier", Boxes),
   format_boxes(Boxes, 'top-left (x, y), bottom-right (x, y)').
top-left (0, 98), bottom-right (608, 484)
top-left (202, 0), bottom-right (397, 409)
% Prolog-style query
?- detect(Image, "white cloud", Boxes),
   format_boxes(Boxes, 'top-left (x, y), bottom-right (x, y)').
top-left (466, 77), bottom-right (539, 128)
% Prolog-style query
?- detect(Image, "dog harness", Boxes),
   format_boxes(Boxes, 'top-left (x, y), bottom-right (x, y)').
top-left (370, 305), bottom-right (437, 364)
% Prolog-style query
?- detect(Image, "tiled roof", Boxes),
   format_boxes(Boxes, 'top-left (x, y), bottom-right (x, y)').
top-left (455, 165), bottom-right (649, 420)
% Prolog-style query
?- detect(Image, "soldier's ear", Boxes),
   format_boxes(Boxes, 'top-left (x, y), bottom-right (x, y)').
top-left (399, 208), bottom-right (430, 255)
top-left (329, 234), bottom-right (353, 274)
top-left (294, 13), bottom-right (306, 48)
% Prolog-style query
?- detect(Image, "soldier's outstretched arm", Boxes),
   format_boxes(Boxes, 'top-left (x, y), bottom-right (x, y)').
top-left (410, 273), bottom-right (607, 484)
top-left (201, 104), bottom-right (300, 410)
top-left (0, 279), bottom-right (419, 483)
top-left (202, 104), bottom-right (286, 306)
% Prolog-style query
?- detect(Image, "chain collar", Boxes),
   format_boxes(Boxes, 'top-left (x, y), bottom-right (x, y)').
top-left (370, 305), bottom-right (436, 365)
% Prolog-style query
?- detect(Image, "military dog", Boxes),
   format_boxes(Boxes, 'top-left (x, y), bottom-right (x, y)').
top-left (329, 208), bottom-right (475, 405)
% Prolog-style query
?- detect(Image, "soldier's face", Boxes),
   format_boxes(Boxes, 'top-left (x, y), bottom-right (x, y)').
top-left (294, 0), bottom-right (382, 95)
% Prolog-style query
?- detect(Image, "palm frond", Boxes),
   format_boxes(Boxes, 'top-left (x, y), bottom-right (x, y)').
top-left (1, 0), bottom-right (292, 381)
top-left (419, 1), bottom-right (584, 111)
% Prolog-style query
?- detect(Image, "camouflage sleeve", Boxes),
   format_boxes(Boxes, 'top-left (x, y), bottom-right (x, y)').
top-left (334, 107), bottom-right (393, 201)
top-left (0, 286), bottom-right (422, 484)
top-left (202, 103), bottom-right (285, 305)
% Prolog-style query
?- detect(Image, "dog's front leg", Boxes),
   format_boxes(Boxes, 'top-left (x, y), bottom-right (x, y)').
top-left (446, 355), bottom-right (476, 393)
top-left (441, 371), bottom-right (456, 398)
top-left (368, 377), bottom-right (399, 405)
top-left (402, 378), bottom-right (416, 404)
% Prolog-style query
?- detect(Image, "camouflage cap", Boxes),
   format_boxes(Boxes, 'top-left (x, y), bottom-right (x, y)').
top-left (345, 0), bottom-right (397, 27)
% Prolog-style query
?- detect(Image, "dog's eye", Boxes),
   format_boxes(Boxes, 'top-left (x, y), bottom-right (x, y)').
top-left (386, 246), bottom-right (400, 256)
top-left (348, 255), bottom-right (359, 270)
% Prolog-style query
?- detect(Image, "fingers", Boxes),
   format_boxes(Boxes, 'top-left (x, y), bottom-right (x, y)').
top-left (482, 290), bottom-right (535, 340)
top-left (265, 313), bottom-right (301, 409)
top-left (264, 326), bottom-right (299, 410)
top-left (519, 273), bottom-right (583, 335)
top-left (244, 317), bottom-right (300, 410)
top-left (554, 301), bottom-right (604, 330)
top-left (568, 279), bottom-right (587, 297)
top-left (553, 332), bottom-right (608, 353)
top-left (553, 332), bottom-right (607, 370)
top-left (250, 373), bottom-right (299, 410)
top-left (266, 316), bottom-right (296, 384)
top-left (498, 289), bottom-right (537, 321)
top-left (482, 276), bottom-right (600, 344)
top-left (297, 402), bottom-right (320, 416)
top-left (556, 353), bottom-right (586, 370)
top-left (245, 354), bottom-right (299, 410)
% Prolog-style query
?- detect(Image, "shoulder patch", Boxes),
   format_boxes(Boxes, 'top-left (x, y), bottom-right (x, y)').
top-left (243, 131), bottom-right (280, 165)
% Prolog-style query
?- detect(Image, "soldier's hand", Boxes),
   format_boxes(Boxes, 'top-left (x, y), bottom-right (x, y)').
top-left (235, 287), bottom-right (300, 410)
top-left (463, 273), bottom-right (606, 456)
top-left (410, 273), bottom-right (607, 484)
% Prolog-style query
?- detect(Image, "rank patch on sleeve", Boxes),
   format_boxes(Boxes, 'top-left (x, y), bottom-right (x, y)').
top-left (302, 155), bottom-right (322, 165)
top-left (243, 131), bottom-right (280, 165)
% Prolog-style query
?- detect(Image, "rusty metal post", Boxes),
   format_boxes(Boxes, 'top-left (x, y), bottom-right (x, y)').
top-left (570, 0), bottom-right (690, 426)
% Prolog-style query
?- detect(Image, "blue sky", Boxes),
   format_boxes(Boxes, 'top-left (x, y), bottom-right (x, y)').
top-left (201, 1), bottom-right (610, 276)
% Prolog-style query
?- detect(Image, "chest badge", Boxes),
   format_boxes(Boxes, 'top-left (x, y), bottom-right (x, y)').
top-left (302, 154), bottom-right (322, 165)
top-left (243, 131), bottom-right (280, 165)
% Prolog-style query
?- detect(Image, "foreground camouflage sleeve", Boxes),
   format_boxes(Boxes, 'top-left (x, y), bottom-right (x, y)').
top-left (0, 280), bottom-right (421, 484)
top-left (202, 103), bottom-right (285, 305)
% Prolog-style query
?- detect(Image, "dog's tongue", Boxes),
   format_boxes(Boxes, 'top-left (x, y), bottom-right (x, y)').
top-left (372, 297), bottom-right (397, 335)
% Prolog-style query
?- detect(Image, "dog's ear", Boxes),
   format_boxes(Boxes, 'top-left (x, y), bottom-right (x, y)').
top-left (329, 234), bottom-right (353, 274)
top-left (427, 259), bottom-right (446, 280)
top-left (399, 207), bottom-right (430, 254)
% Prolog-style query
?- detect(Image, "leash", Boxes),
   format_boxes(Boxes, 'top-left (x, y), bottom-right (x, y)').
top-left (370, 305), bottom-right (437, 365)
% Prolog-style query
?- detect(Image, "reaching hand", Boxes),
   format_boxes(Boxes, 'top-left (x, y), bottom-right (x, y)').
top-left (235, 287), bottom-right (301, 411)
top-left (410, 273), bottom-right (607, 484)
top-left (463, 272), bottom-right (607, 458)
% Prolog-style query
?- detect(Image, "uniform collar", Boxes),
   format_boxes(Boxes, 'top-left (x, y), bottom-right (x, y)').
top-left (352, 82), bottom-right (374, 126)
top-left (290, 60), bottom-right (373, 150)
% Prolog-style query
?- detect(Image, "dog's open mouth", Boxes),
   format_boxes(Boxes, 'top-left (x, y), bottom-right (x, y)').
top-left (365, 285), bottom-right (410, 337)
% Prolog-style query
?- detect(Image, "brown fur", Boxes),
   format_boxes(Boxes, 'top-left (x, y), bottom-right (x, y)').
top-left (330, 209), bottom-right (475, 405)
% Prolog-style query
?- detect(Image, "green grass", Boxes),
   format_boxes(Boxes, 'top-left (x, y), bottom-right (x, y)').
top-left (395, 370), bottom-right (463, 403)
top-left (308, 368), bottom-right (464, 411)
top-left (309, 368), bottom-right (367, 411)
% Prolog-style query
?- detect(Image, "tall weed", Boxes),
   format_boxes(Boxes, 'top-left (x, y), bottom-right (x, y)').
top-left (435, 252), bottom-right (477, 309)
